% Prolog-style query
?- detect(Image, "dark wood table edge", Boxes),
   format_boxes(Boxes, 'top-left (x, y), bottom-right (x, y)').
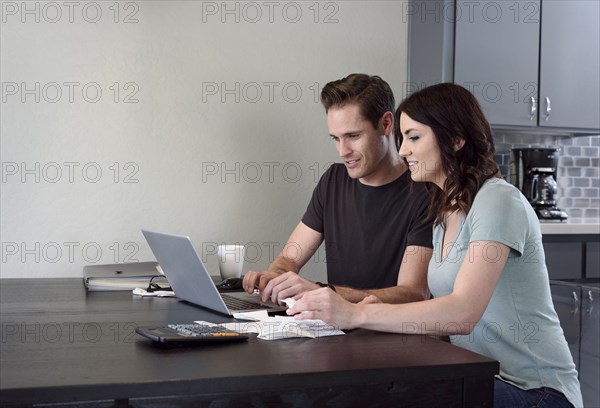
top-left (0, 361), bottom-right (499, 406)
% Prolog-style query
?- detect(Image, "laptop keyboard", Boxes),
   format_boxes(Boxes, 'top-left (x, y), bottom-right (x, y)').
top-left (222, 294), bottom-right (267, 311)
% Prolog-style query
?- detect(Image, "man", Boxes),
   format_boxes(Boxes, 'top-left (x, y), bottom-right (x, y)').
top-left (243, 74), bottom-right (433, 305)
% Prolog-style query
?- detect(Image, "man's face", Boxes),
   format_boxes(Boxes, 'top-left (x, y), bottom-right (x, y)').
top-left (327, 104), bottom-right (389, 184)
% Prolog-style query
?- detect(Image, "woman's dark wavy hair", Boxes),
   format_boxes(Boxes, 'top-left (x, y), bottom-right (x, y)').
top-left (395, 83), bottom-right (501, 227)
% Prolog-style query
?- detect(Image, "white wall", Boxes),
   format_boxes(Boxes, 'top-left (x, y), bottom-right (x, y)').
top-left (1, 1), bottom-right (409, 279)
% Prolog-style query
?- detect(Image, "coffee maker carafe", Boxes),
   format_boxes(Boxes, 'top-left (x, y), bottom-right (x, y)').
top-left (526, 173), bottom-right (558, 207)
top-left (510, 147), bottom-right (568, 221)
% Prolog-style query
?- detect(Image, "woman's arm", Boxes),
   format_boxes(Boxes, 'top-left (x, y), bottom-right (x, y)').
top-left (287, 240), bottom-right (509, 336)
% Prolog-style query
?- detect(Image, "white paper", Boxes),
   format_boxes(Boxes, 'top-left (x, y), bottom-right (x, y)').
top-left (282, 297), bottom-right (296, 308)
top-left (209, 311), bottom-right (345, 340)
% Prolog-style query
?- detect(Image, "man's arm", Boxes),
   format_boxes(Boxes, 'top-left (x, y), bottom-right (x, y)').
top-left (242, 222), bottom-right (323, 294)
top-left (333, 245), bottom-right (432, 304)
top-left (263, 244), bottom-right (432, 305)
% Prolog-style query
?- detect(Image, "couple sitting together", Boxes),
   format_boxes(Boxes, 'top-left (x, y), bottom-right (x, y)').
top-left (242, 74), bottom-right (582, 408)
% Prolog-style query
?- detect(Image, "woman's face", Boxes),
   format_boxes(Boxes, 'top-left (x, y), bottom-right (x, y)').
top-left (398, 112), bottom-right (446, 188)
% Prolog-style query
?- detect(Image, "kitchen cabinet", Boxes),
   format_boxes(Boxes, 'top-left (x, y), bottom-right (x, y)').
top-left (454, 0), bottom-right (540, 127)
top-left (549, 283), bottom-right (580, 370)
top-left (538, 1), bottom-right (600, 130)
top-left (543, 241), bottom-right (582, 280)
top-left (587, 241), bottom-right (600, 278)
top-left (407, 0), bottom-right (600, 132)
top-left (454, 0), bottom-right (600, 130)
top-left (580, 286), bottom-right (600, 408)
top-left (543, 234), bottom-right (600, 280)
top-left (551, 281), bottom-right (600, 408)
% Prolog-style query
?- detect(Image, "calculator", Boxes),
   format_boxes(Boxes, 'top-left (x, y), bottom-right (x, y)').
top-left (135, 323), bottom-right (249, 344)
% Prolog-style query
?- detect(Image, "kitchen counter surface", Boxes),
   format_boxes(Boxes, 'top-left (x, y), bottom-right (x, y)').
top-left (540, 223), bottom-right (600, 235)
top-left (549, 278), bottom-right (600, 289)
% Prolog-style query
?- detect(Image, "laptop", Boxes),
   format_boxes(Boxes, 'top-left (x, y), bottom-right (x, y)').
top-left (141, 229), bottom-right (287, 316)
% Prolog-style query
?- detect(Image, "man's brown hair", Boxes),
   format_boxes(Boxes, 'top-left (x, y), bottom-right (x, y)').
top-left (320, 74), bottom-right (395, 132)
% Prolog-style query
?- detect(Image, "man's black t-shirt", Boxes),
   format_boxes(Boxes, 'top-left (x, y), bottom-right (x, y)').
top-left (301, 164), bottom-right (433, 289)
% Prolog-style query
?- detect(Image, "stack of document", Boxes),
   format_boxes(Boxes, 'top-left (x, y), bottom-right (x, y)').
top-left (206, 310), bottom-right (345, 340)
top-left (83, 262), bottom-right (166, 291)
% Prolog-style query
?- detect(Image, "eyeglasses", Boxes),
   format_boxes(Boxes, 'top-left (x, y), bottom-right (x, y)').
top-left (146, 276), bottom-right (172, 293)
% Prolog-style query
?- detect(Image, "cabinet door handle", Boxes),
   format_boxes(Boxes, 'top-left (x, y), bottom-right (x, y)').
top-left (544, 97), bottom-right (552, 121)
top-left (572, 291), bottom-right (579, 303)
top-left (529, 97), bottom-right (537, 120)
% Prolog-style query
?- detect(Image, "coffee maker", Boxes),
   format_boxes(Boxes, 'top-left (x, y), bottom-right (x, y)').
top-left (510, 147), bottom-right (568, 221)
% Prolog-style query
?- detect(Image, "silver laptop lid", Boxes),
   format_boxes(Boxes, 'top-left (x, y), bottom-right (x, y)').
top-left (142, 230), bottom-right (231, 315)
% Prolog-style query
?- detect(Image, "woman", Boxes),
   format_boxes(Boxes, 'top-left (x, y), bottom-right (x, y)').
top-left (286, 83), bottom-right (582, 407)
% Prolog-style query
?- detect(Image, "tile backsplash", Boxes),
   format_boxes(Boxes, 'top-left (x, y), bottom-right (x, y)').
top-left (493, 133), bottom-right (600, 224)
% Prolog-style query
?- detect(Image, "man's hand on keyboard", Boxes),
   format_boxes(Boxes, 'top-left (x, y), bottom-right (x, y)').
top-left (261, 272), bottom-right (321, 305)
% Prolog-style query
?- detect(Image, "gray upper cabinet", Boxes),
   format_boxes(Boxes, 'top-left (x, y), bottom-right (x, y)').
top-left (538, 1), bottom-right (600, 130)
top-left (454, 1), bottom-right (541, 127)
top-left (407, 0), bottom-right (456, 96)
top-left (413, 0), bottom-right (600, 132)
